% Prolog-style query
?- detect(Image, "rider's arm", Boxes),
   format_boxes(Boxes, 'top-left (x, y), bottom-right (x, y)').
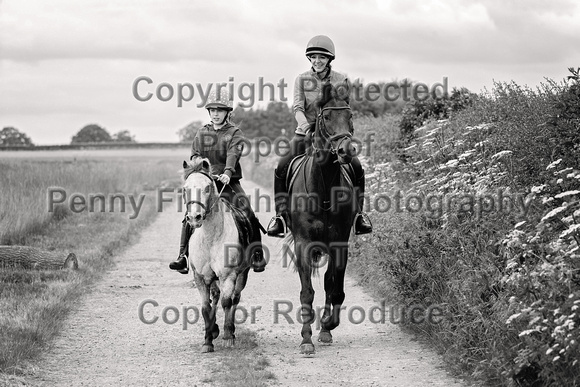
top-left (292, 74), bottom-right (311, 135)
top-left (223, 128), bottom-right (245, 178)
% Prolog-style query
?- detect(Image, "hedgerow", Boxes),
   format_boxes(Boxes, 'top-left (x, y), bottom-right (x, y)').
top-left (350, 68), bottom-right (580, 386)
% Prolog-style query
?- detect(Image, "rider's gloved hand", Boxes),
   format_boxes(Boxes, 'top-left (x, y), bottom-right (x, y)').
top-left (218, 173), bottom-right (231, 185)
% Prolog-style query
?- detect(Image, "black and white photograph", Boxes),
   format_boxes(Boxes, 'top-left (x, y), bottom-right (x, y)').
top-left (1, 1), bottom-right (579, 386)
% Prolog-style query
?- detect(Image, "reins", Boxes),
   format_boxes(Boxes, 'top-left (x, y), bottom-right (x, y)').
top-left (300, 104), bottom-right (353, 212)
top-left (313, 105), bottom-right (353, 158)
top-left (184, 171), bottom-right (228, 219)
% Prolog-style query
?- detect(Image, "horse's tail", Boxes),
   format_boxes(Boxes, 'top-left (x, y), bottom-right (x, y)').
top-left (282, 234), bottom-right (321, 277)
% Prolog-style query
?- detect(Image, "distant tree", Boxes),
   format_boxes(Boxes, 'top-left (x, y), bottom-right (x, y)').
top-left (349, 79), bottom-right (408, 117)
top-left (71, 124), bottom-right (112, 143)
top-left (0, 127), bottom-right (34, 146)
top-left (233, 102), bottom-right (295, 140)
top-left (112, 130), bottom-right (136, 142)
top-left (177, 120), bottom-right (203, 143)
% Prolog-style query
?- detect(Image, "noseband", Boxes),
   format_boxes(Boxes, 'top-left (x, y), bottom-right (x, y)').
top-left (184, 171), bottom-right (224, 220)
top-left (315, 106), bottom-right (353, 156)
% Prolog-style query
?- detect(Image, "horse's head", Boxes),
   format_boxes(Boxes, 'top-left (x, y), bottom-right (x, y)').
top-left (182, 157), bottom-right (218, 228)
top-left (313, 81), bottom-right (355, 165)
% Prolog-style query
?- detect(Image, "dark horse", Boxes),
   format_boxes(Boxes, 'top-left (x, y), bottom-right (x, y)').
top-left (286, 82), bottom-right (358, 354)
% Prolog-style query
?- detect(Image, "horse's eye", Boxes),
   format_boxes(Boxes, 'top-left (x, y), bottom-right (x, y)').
top-left (323, 114), bottom-right (330, 121)
top-left (204, 186), bottom-right (211, 194)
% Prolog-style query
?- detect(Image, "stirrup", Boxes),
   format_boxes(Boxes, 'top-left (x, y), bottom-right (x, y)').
top-left (354, 212), bottom-right (373, 235)
top-left (170, 255), bottom-right (190, 274)
top-left (267, 215), bottom-right (287, 238)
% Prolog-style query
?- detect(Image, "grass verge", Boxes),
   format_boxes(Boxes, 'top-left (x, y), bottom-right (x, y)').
top-left (0, 153), bottom-right (183, 379)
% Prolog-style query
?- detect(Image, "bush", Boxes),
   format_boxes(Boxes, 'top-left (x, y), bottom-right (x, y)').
top-left (0, 127), bottom-right (33, 146)
top-left (350, 69), bottom-right (580, 386)
top-left (398, 87), bottom-right (476, 140)
top-left (71, 124), bottom-right (111, 143)
top-left (502, 160), bottom-right (580, 386)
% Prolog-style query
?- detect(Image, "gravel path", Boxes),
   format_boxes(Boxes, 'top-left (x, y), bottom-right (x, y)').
top-left (21, 180), bottom-right (468, 387)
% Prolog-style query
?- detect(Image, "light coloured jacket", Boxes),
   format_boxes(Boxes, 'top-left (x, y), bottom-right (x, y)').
top-left (292, 67), bottom-right (348, 134)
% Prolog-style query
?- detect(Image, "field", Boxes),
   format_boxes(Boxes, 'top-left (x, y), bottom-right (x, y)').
top-left (0, 147), bottom-right (189, 374)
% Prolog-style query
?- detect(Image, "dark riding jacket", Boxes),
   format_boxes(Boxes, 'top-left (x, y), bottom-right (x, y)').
top-left (190, 122), bottom-right (244, 180)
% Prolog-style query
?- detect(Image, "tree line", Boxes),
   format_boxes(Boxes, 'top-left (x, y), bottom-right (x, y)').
top-left (2, 79), bottom-right (470, 146)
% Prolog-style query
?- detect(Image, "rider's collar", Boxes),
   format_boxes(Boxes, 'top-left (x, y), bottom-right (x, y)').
top-left (310, 65), bottom-right (331, 81)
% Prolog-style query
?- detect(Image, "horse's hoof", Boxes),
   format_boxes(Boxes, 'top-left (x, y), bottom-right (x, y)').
top-left (223, 338), bottom-right (235, 348)
top-left (299, 343), bottom-right (315, 355)
top-left (318, 331), bottom-right (333, 344)
top-left (201, 344), bottom-right (214, 353)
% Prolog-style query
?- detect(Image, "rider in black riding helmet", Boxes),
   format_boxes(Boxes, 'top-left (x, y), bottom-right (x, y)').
top-left (169, 90), bottom-right (267, 274)
top-left (266, 35), bottom-right (373, 237)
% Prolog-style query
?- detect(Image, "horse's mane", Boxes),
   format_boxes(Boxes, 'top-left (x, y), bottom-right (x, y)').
top-left (183, 157), bottom-right (211, 180)
top-left (316, 81), bottom-right (350, 109)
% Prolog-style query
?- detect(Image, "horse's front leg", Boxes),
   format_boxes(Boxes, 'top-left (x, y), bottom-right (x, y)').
top-left (194, 273), bottom-right (219, 353)
top-left (298, 265), bottom-right (316, 355)
top-left (220, 274), bottom-right (238, 348)
top-left (320, 242), bottom-right (348, 342)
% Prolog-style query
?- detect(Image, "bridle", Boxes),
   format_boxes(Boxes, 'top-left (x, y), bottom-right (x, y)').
top-left (183, 171), bottom-right (227, 220)
top-left (313, 105), bottom-right (353, 157)
top-left (307, 104), bottom-right (354, 211)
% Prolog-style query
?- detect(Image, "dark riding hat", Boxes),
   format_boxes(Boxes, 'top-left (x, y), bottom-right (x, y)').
top-left (305, 35), bottom-right (335, 60)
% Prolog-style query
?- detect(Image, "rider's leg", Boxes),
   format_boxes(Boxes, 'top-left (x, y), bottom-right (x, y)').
top-left (351, 157), bottom-right (373, 235)
top-left (169, 218), bottom-right (194, 274)
top-left (267, 133), bottom-right (307, 237)
top-left (227, 181), bottom-right (267, 272)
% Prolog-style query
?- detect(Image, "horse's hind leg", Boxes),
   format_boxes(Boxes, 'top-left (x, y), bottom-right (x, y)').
top-left (320, 244), bottom-right (348, 336)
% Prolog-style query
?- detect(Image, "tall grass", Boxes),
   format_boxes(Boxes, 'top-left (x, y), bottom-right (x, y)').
top-left (0, 158), bottom-right (181, 245)
top-left (0, 153), bottom-right (184, 376)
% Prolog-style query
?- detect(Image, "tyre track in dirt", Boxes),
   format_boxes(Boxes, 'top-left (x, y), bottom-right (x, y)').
top-left (20, 180), bottom-right (468, 387)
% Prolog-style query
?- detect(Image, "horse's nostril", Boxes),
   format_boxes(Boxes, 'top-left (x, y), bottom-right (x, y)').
top-left (194, 214), bottom-right (202, 222)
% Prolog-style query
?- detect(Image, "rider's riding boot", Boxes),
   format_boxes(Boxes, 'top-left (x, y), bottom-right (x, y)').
top-left (250, 217), bottom-right (267, 272)
top-left (267, 169), bottom-right (288, 238)
top-left (251, 246), bottom-right (267, 273)
top-left (354, 174), bottom-right (373, 235)
top-left (169, 220), bottom-right (193, 274)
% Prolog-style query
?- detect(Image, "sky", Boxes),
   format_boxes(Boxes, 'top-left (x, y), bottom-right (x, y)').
top-left (1, 0), bottom-right (579, 145)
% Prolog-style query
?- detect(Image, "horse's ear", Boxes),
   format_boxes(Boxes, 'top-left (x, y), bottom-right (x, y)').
top-left (335, 79), bottom-right (351, 104)
top-left (317, 83), bottom-right (333, 109)
top-left (201, 158), bottom-right (210, 171)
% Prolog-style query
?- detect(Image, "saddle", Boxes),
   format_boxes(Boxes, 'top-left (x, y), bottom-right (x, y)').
top-left (222, 200), bottom-right (253, 249)
top-left (286, 154), bottom-right (355, 194)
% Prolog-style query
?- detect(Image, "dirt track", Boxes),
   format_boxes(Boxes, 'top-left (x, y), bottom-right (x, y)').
top-left (21, 180), bottom-right (468, 387)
